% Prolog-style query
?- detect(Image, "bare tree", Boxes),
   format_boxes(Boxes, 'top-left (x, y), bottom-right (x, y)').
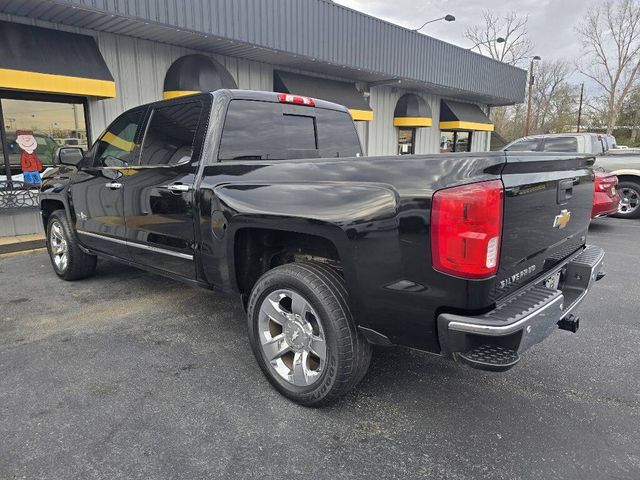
top-left (576, 0), bottom-right (640, 134)
top-left (492, 61), bottom-right (579, 141)
top-left (531, 61), bottom-right (576, 132)
top-left (464, 10), bottom-right (532, 66)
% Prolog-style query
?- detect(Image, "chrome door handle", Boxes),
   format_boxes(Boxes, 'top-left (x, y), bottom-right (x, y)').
top-left (166, 184), bottom-right (192, 193)
top-left (105, 182), bottom-right (122, 189)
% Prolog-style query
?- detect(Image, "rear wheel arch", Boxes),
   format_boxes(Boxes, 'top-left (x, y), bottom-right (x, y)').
top-left (613, 175), bottom-right (640, 219)
top-left (615, 173), bottom-right (640, 184)
top-left (232, 227), bottom-right (344, 297)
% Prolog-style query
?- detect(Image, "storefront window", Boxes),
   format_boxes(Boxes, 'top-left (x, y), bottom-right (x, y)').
top-left (1, 97), bottom-right (88, 183)
top-left (440, 131), bottom-right (473, 153)
top-left (398, 128), bottom-right (415, 155)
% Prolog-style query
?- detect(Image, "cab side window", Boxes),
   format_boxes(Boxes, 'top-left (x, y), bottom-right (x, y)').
top-left (506, 138), bottom-right (540, 152)
top-left (138, 102), bottom-right (203, 167)
top-left (93, 109), bottom-right (145, 167)
top-left (541, 137), bottom-right (578, 153)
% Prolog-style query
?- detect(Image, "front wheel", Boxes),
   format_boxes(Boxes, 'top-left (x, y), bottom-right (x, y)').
top-left (47, 210), bottom-right (97, 280)
top-left (613, 180), bottom-right (640, 219)
top-left (247, 261), bottom-right (371, 407)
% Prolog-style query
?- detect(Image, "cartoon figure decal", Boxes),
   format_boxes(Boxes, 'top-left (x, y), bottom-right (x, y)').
top-left (15, 130), bottom-right (43, 185)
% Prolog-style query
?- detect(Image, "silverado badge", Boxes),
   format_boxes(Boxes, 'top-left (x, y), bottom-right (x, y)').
top-left (553, 209), bottom-right (571, 229)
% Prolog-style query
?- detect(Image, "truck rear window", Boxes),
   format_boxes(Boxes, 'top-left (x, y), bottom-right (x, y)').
top-left (218, 99), bottom-right (362, 160)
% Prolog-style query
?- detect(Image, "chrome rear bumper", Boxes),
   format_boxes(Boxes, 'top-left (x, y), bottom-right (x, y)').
top-left (437, 245), bottom-right (605, 369)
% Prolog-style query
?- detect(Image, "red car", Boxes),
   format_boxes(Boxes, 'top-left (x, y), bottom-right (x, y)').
top-left (592, 171), bottom-right (620, 218)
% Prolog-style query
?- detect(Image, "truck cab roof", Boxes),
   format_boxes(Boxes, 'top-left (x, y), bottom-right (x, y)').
top-left (136, 89), bottom-right (352, 116)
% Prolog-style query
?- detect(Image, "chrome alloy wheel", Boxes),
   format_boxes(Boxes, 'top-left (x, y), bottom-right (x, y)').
top-left (619, 186), bottom-right (640, 216)
top-left (49, 220), bottom-right (69, 271)
top-left (258, 289), bottom-right (327, 387)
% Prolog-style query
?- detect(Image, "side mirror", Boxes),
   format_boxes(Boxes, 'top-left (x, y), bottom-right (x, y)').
top-left (55, 147), bottom-right (84, 167)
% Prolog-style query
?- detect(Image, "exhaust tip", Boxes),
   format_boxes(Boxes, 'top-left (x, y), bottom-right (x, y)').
top-left (558, 314), bottom-right (580, 333)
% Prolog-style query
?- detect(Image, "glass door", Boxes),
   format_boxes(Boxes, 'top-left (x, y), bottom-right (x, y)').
top-left (398, 128), bottom-right (415, 155)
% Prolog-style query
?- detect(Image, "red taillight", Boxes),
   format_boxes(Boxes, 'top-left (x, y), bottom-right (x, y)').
top-left (596, 175), bottom-right (618, 191)
top-left (278, 93), bottom-right (315, 107)
top-left (431, 180), bottom-right (504, 279)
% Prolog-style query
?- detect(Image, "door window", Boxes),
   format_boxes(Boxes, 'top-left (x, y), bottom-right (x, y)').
top-left (541, 137), bottom-right (578, 153)
top-left (93, 109), bottom-right (145, 168)
top-left (505, 138), bottom-right (541, 151)
top-left (138, 102), bottom-right (203, 166)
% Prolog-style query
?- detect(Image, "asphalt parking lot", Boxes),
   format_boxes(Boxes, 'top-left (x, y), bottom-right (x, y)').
top-left (0, 217), bottom-right (638, 480)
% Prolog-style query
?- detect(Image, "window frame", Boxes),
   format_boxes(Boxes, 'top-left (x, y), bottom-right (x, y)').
top-left (398, 127), bottom-right (416, 155)
top-left (217, 99), bottom-right (362, 162)
top-left (540, 136), bottom-right (579, 153)
top-left (0, 89), bottom-right (91, 180)
top-left (440, 130), bottom-right (474, 153)
top-left (89, 106), bottom-right (148, 169)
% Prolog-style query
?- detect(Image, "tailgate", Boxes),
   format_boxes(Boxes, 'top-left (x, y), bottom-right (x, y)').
top-left (496, 153), bottom-right (595, 299)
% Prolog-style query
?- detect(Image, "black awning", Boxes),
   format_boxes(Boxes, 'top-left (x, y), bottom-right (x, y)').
top-left (274, 70), bottom-right (373, 121)
top-left (440, 100), bottom-right (494, 131)
top-left (0, 21), bottom-right (115, 98)
top-left (393, 94), bottom-right (432, 127)
top-left (163, 54), bottom-right (237, 99)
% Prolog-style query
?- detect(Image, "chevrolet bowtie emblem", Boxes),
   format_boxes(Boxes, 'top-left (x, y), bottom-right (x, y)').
top-left (553, 209), bottom-right (571, 229)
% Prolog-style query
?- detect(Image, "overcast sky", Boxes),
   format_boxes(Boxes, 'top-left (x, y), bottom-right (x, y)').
top-left (333, 0), bottom-right (587, 70)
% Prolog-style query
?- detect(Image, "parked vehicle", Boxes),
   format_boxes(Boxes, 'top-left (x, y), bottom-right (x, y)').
top-left (595, 152), bottom-right (640, 219)
top-left (504, 133), bottom-right (640, 219)
top-left (40, 90), bottom-right (605, 406)
top-left (592, 171), bottom-right (620, 218)
top-left (503, 132), bottom-right (609, 155)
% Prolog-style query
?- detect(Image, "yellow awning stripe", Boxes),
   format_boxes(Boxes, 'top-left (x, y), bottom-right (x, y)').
top-left (163, 90), bottom-right (202, 99)
top-left (439, 121), bottom-right (494, 132)
top-left (0, 68), bottom-right (115, 98)
top-left (394, 117), bottom-right (433, 127)
top-left (349, 109), bottom-right (374, 122)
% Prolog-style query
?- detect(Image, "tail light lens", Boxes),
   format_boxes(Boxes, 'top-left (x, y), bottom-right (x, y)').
top-left (431, 180), bottom-right (504, 279)
top-left (596, 175), bottom-right (618, 191)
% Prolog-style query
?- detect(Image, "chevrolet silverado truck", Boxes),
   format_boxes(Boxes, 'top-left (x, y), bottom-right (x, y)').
top-left (40, 90), bottom-right (605, 406)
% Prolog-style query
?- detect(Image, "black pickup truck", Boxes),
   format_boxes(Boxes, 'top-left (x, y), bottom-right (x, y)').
top-left (41, 90), bottom-right (605, 406)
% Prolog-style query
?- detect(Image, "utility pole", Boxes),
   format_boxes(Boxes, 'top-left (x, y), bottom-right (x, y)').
top-left (525, 56), bottom-right (541, 136)
top-left (577, 83), bottom-right (584, 133)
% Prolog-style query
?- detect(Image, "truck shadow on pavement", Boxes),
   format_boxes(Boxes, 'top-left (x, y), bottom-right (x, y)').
top-left (88, 258), bottom-right (470, 407)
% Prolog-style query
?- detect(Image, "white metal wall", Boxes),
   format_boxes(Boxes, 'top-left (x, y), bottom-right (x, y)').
top-left (0, 13), bottom-right (273, 139)
top-left (87, 34), bottom-right (273, 136)
top-left (363, 86), bottom-right (491, 155)
top-left (0, 13), bottom-right (489, 152)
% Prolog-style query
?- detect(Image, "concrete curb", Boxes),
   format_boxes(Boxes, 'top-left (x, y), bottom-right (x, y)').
top-left (0, 234), bottom-right (46, 255)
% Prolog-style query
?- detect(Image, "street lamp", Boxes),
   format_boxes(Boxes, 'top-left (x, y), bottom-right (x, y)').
top-left (468, 37), bottom-right (506, 50)
top-left (525, 55), bottom-right (542, 136)
top-left (413, 14), bottom-right (455, 32)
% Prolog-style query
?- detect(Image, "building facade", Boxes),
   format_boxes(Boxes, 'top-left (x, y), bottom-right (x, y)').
top-left (0, 0), bottom-right (527, 236)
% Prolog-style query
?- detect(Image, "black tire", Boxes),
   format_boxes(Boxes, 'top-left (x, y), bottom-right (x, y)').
top-left (247, 261), bottom-right (372, 407)
top-left (613, 180), bottom-right (640, 219)
top-left (46, 210), bottom-right (97, 280)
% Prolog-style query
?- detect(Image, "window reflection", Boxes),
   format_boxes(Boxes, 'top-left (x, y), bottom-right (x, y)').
top-left (1, 98), bottom-right (87, 182)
